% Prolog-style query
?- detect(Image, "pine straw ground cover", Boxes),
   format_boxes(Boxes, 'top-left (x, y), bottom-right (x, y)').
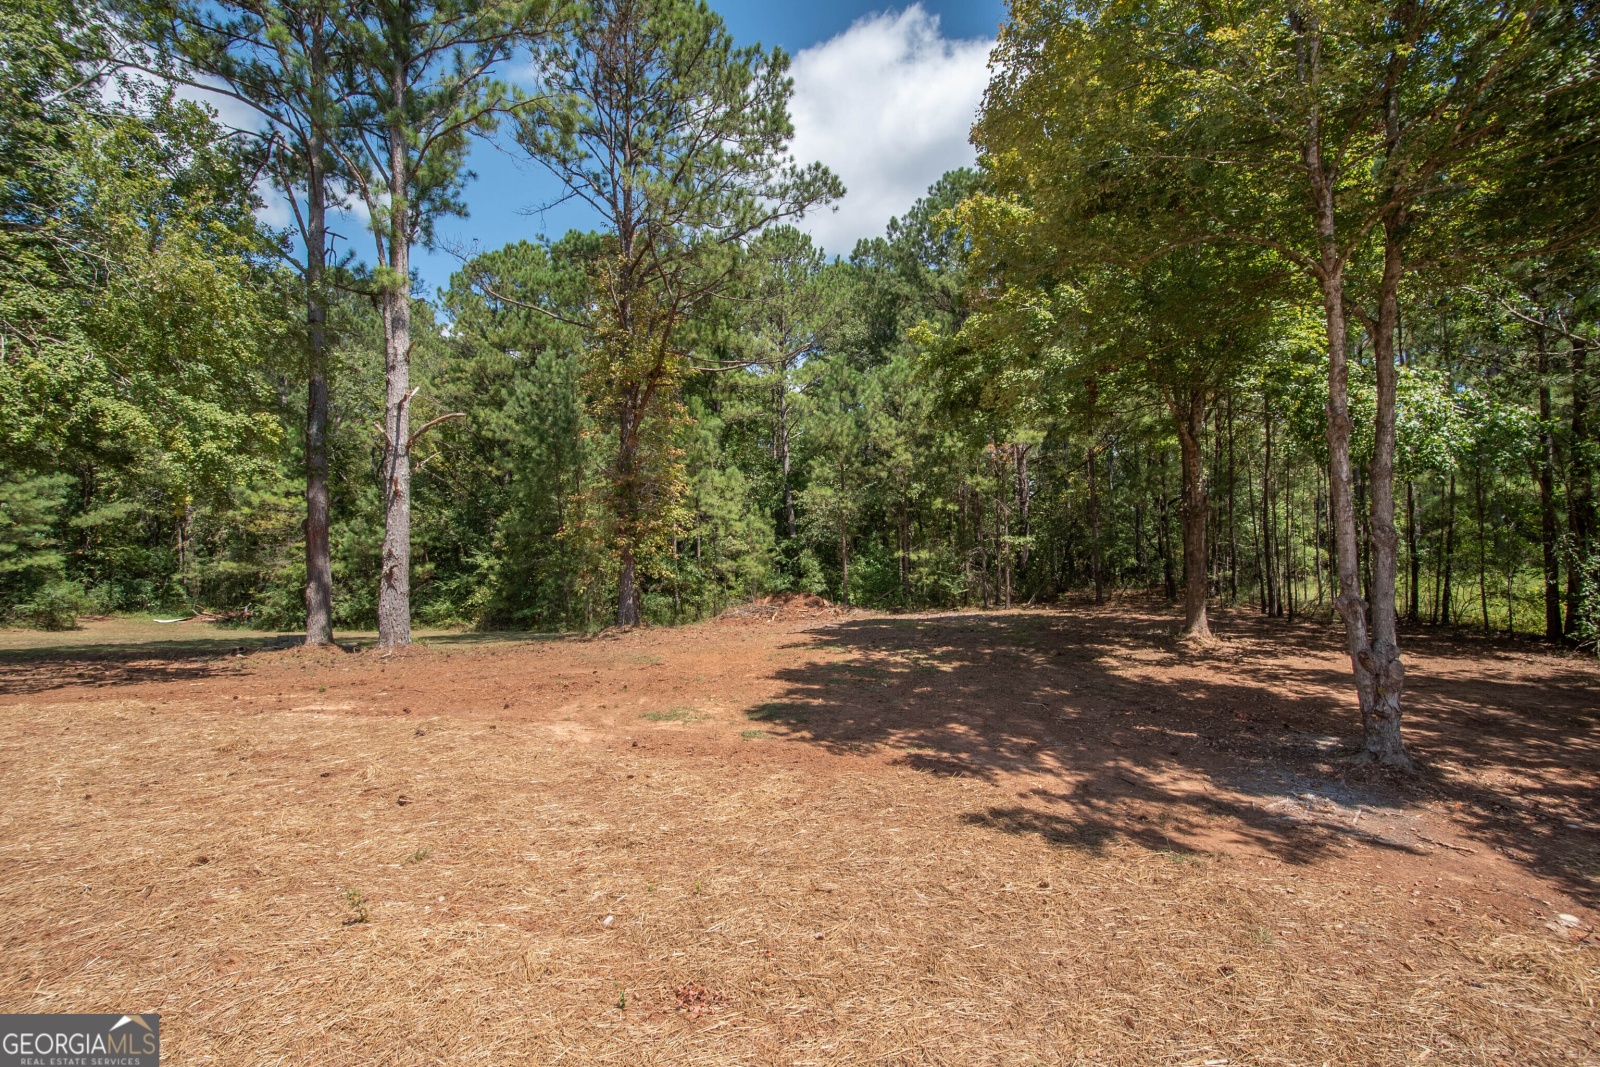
top-left (0, 615), bottom-right (1596, 1065)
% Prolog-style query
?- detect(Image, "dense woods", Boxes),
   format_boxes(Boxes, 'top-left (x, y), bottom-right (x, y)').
top-left (3, 0), bottom-right (1598, 760)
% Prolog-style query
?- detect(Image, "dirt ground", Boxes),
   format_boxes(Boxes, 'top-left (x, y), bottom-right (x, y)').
top-left (1, 601), bottom-right (1596, 1066)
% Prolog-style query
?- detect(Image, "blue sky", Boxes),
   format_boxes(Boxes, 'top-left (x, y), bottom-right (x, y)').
top-left (187, 1), bottom-right (1006, 291)
top-left (401, 0), bottom-right (1007, 293)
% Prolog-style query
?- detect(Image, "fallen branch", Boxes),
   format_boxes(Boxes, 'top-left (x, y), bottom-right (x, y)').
top-left (1417, 834), bottom-right (1475, 854)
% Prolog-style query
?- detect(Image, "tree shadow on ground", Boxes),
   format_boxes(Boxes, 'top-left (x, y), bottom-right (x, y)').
top-left (0, 634), bottom-right (295, 696)
top-left (0, 629), bottom-right (566, 697)
top-left (756, 601), bottom-right (1600, 904)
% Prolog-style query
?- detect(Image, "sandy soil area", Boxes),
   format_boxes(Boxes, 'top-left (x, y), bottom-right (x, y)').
top-left (1, 601), bottom-right (1595, 1065)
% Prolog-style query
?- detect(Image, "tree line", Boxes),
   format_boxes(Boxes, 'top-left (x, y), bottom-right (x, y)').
top-left (2, 0), bottom-right (1597, 767)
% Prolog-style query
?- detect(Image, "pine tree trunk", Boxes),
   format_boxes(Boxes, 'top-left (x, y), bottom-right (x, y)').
top-left (1227, 395), bottom-right (1238, 603)
top-left (1157, 450), bottom-right (1176, 601)
top-left (1171, 389), bottom-right (1212, 640)
top-left (1537, 333), bottom-right (1564, 640)
top-left (1314, 468), bottom-right (1325, 611)
top-left (1284, 464), bottom-right (1295, 619)
top-left (303, 116), bottom-right (333, 647)
top-left (1088, 445), bottom-right (1104, 604)
top-left (777, 368), bottom-right (796, 540)
top-left (1263, 410), bottom-right (1278, 616)
top-left (1476, 468), bottom-right (1490, 633)
top-left (1566, 338), bottom-right (1593, 638)
top-left (1247, 445), bottom-right (1265, 612)
top-left (1016, 445), bottom-right (1031, 572)
top-left (617, 539), bottom-right (640, 626)
top-left (897, 495), bottom-right (911, 604)
top-left (615, 399), bottom-right (642, 627)
top-left (376, 128), bottom-right (413, 649)
top-left (1442, 473), bottom-right (1457, 625)
top-left (1405, 480), bottom-right (1420, 624)
top-left (839, 515), bottom-right (850, 607)
top-left (1431, 482), bottom-right (1444, 625)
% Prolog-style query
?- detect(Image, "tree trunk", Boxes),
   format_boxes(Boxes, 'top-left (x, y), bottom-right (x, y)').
top-left (615, 401), bottom-right (642, 626)
top-left (1158, 451), bottom-right (1176, 601)
top-left (303, 118), bottom-right (333, 647)
top-left (1284, 464), bottom-right (1296, 619)
top-left (1088, 445), bottom-right (1104, 603)
top-left (1356, 219), bottom-right (1409, 766)
top-left (1506, 560), bottom-right (1516, 637)
top-left (898, 495), bottom-right (911, 604)
top-left (376, 125), bottom-right (413, 649)
top-left (1442, 473), bottom-right (1456, 625)
top-left (777, 368), bottom-right (796, 540)
top-left (1171, 389), bottom-right (1212, 640)
top-left (1227, 394), bottom-right (1238, 603)
top-left (1016, 444), bottom-right (1031, 572)
top-left (1567, 337), bottom-right (1593, 638)
top-left (1312, 176), bottom-right (1410, 766)
top-left (1476, 468), bottom-right (1490, 634)
top-left (617, 539), bottom-right (640, 626)
top-left (1263, 408), bottom-right (1278, 616)
top-left (1536, 332), bottom-right (1563, 640)
top-left (1314, 467), bottom-right (1325, 611)
top-left (839, 514), bottom-right (850, 607)
top-left (1440, 479), bottom-right (1452, 620)
top-left (1405, 479), bottom-right (1420, 625)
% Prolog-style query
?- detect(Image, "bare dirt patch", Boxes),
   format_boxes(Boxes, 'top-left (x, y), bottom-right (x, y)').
top-left (1, 603), bottom-right (1595, 1065)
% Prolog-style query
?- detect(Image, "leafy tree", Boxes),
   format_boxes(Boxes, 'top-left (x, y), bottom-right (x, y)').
top-left (974, 0), bottom-right (1600, 766)
top-left (339, 0), bottom-right (558, 646)
top-left (129, 0), bottom-right (359, 645)
top-left (514, 0), bottom-right (841, 625)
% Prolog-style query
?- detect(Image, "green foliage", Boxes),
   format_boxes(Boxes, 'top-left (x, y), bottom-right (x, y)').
top-left (0, 473), bottom-right (72, 614)
top-left (513, 0), bottom-right (841, 623)
top-left (4, 0), bottom-right (1594, 659)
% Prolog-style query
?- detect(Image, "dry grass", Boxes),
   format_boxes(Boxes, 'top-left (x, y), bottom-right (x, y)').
top-left (2, 681), bottom-right (1596, 1066)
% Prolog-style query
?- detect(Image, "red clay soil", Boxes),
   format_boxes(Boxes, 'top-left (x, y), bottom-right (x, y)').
top-left (0, 600), bottom-right (1595, 1065)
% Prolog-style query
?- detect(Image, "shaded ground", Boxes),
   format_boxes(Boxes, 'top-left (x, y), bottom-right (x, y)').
top-left (0, 602), bottom-right (1595, 1065)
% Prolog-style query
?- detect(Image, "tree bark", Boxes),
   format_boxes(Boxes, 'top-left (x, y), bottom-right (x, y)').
top-left (1227, 395), bottom-right (1238, 602)
top-left (1262, 407), bottom-right (1278, 616)
top-left (1170, 388), bottom-right (1212, 640)
top-left (1157, 451), bottom-right (1176, 601)
top-left (617, 539), bottom-right (640, 626)
top-left (1087, 444), bottom-right (1104, 604)
top-left (1567, 337), bottom-right (1593, 638)
top-left (1284, 463), bottom-right (1296, 619)
top-left (1016, 444), bottom-right (1031, 572)
top-left (1476, 468), bottom-right (1490, 633)
top-left (839, 511), bottom-right (850, 606)
top-left (1405, 479), bottom-right (1420, 625)
top-left (1310, 156), bottom-right (1410, 766)
top-left (1536, 331), bottom-right (1563, 640)
top-left (1356, 215), bottom-right (1409, 766)
top-left (303, 109), bottom-right (333, 647)
top-left (777, 367), bottom-right (796, 540)
top-left (376, 123), bottom-right (413, 649)
top-left (615, 397), bottom-right (642, 627)
top-left (1442, 473), bottom-right (1456, 625)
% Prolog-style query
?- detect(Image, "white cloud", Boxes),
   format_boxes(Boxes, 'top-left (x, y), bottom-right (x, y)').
top-left (786, 5), bottom-right (992, 257)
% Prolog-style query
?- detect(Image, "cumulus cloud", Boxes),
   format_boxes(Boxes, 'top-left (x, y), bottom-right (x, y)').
top-left (786, 5), bottom-right (992, 256)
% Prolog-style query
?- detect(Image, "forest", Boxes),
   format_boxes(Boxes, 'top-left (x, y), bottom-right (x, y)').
top-left (3, 0), bottom-right (1598, 762)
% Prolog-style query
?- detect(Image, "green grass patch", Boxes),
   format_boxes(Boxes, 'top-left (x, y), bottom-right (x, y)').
top-left (640, 706), bottom-right (699, 723)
